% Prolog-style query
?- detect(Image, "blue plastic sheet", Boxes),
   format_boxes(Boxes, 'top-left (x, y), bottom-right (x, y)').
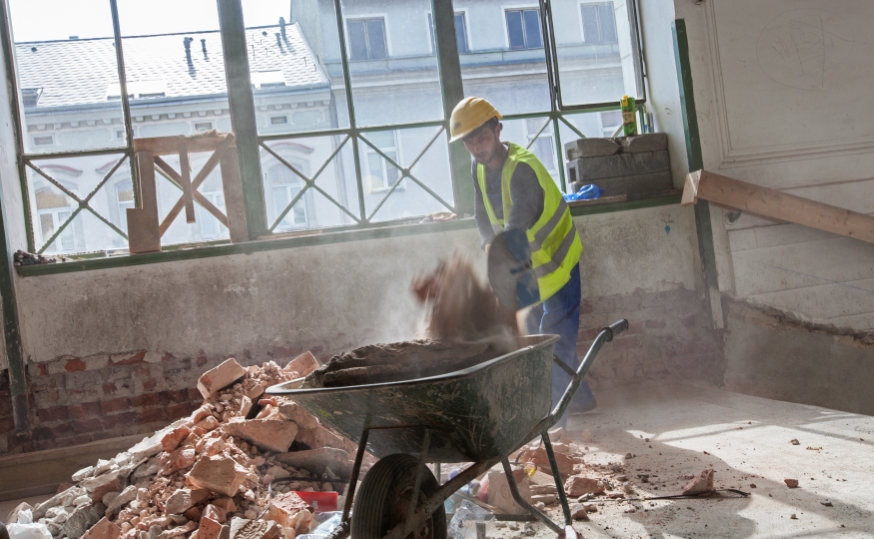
top-left (563, 184), bottom-right (602, 202)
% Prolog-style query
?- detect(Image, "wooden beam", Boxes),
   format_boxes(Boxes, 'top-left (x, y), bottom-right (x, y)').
top-left (153, 156), bottom-right (229, 228)
top-left (683, 169), bottom-right (874, 244)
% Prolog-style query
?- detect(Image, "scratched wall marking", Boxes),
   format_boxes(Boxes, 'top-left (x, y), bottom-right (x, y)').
top-left (756, 8), bottom-right (854, 91)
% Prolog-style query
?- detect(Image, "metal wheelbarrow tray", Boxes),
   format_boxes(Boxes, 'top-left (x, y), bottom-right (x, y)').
top-left (268, 319), bottom-right (629, 539)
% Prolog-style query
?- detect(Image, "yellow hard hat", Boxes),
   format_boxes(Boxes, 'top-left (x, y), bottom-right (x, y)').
top-left (449, 97), bottom-right (502, 142)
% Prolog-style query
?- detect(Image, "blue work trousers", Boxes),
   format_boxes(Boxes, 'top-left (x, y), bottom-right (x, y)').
top-left (525, 263), bottom-right (595, 426)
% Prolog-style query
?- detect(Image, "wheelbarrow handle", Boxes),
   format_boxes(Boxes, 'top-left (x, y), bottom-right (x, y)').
top-left (544, 319), bottom-right (628, 429)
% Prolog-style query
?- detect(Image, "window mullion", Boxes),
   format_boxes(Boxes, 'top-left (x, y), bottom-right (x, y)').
top-left (431, 0), bottom-right (472, 215)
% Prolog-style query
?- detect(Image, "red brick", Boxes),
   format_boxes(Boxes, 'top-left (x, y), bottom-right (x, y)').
top-left (100, 397), bottom-right (131, 414)
top-left (187, 388), bottom-right (201, 401)
top-left (72, 417), bottom-right (103, 434)
top-left (142, 378), bottom-right (158, 392)
top-left (161, 389), bottom-right (189, 403)
top-left (167, 402), bottom-right (197, 421)
top-left (69, 402), bottom-right (101, 419)
top-left (39, 405), bottom-right (69, 422)
top-left (613, 336), bottom-right (641, 351)
top-left (65, 358), bottom-right (86, 372)
top-left (103, 382), bottom-right (118, 394)
top-left (37, 364), bottom-right (48, 376)
top-left (134, 366), bottom-right (151, 377)
top-left (104, 411), bottom-right (136, 429)
top-left (0, 416), bottom-right (16, 432)
top-left (196, 355), bottom-right (209, 367)
top-left (579, 300), bottom-right (594, 315)
top-left (645, 319), bottom-right (667, 329)
top-left (682, 314), bottom-right (698, 327)
top-left (136, 407), bottom-right (165, 423)
top-left (131, 393), bottom-right (161, 407)
top-left (112, 351), bottom-right (147, 366)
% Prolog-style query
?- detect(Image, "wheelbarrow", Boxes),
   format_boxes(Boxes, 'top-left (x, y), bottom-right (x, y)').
top-left (267, 318), bottom-right (628, 539)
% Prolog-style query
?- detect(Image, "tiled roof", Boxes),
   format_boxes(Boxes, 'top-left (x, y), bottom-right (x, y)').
top-left (15, 24), bottom-right (329, 110)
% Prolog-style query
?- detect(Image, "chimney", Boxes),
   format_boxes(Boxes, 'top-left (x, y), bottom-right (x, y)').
top-left (184, 37), bottom-right (193, 63)
top-left (279, 17), bottom-right (287, 39)
top-left (275, 32), bottom-right (282, 49)
top-left (201, 38), bottom-right (208, 60)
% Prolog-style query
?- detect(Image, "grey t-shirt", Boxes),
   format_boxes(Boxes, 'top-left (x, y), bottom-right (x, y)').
top-left (472, 153), bottom-right (544, 249)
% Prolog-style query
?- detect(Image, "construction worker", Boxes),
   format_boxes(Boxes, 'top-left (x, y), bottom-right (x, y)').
top-left (449, 96), bottom-right (597, 423)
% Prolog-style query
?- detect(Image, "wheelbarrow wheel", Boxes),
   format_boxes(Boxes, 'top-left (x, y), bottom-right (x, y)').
top-left (351, 453), bottom-right (447, 539)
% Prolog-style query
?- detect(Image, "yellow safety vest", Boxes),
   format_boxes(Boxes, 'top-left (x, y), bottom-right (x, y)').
top-left (477, 143), bottom-right (583, 303)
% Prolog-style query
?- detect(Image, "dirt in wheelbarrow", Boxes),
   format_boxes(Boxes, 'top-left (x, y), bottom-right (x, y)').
top-left (303, 253), bottom-right (522, 389)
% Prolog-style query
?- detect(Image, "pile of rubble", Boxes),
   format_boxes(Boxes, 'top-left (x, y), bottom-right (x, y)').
top-left (10, 352), bottom-right (364, 539)
top-left (13, 250), bottom-right (62, 266)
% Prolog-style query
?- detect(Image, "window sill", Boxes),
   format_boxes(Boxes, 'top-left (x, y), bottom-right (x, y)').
top-left (15, 192), bottom-right (682, 278)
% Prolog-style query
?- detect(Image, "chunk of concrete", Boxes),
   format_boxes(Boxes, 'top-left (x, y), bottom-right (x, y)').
top-left (570, 503), bottom-right (589, 521)
top-left (564, 476), bottom-right (604, 497)
top-left (275, 447), bottom-right (351, 478)
top-left (198, 358), bottom-right (247, 399)
top-left (565, 138), bottom-right (621, 160)
top-left (188, 456), bottom-right (248, 497)
top-left (284, 352), bottom-right (320, 377)
top-left (224, 419), bottom-right (297, 453)
top-left (60, 502), bottom-right (106, 538)
top-left (165, 488), bottom-right (210, 515)
top-left (682, 469), bottom-right (715, 495)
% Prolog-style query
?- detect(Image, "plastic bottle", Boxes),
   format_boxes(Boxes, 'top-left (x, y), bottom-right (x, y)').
top-left (448, 500), bottom-right (491, 539)
top-left (621, 95), bottom-right (637, 136)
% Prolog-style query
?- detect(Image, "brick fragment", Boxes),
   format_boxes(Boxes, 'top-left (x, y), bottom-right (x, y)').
top-left (784, 478), bottom-right (799, 488)
top-left (228, 518), bottom-right (281, 539)
top-left (197, 358), bottom-right (247, 399)
top-left (188, 455), bottom-right (248, 497)
top-left (165, 488), bottom-right (210, 515)
top-left (277, 400), bottom-right (319, 430)
top-left (682, 469), bottom-right (714, 495)
top-left (202, 504), bottom-right (227, 523)
top-left (487, 468), bottom-right (531, 514)
top-left (265, 492), bottom-right (313, 532)
top-left (195, 517), bottom-right (229, 539)
top-left (283, 352), bottom-right (319, 377)
top-left (570, 503), bottom-right (589, 521)
top-left (89, 476), bottom-right (121, 504)
top-left (161, 426), bottom-right (192, 452)
top-left (82, 516), bottom-right (121, 539)
top-left (564, 476), bottom-right (604, 497)
top-left (158, 447), bottom-right (196, 476)
top-left (522, 447), bottom-right (574, 477)
top-left (224, 419), bottom-right (297, 453)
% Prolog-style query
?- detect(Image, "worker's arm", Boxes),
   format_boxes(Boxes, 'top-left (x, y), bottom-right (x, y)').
top-left (472, 163), bottom-right (497, 249)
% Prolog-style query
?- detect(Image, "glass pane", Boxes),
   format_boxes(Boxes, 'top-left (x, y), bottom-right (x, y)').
top-left (366, 20), bottom-right (387, 60)
top-left (10, 0), bottom-right (126, 153)
top-left (581, 5), bottom-right (600, 44)
top-left (506, 11), bottom-right (525, 50)
top-left (262, 135), bottom-right (360, 230)
top-left (340, 0), bottom-right (443, 127)
top-left (244, 0), bottom-right (348, 135)
top-left (454, 14), bottom-right (468, 54)
top-left (362, 126), bottom-right (453, 222)
top-left (523, 10), bottom-right (542, 49)
top-left (347, 20), bottom-right (368, 61)
top-left (117, 0), bottom-right (227, 142)
top-left (599, 4), bottom-right (618, 43)
top-left (28, 153), bottom-right (130, 253)
top-left (554, 1), bottom-right (639, 106)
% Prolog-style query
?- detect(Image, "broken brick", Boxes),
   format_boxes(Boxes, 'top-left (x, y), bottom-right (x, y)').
top-left (161, 426), bottom-right (192, 452)
top-left (224, 419), bottom-right (297, 453)
top-left (158, 447), bottom-right (196, 476)
top-left (194, 517), bottom-right (229, 539)
top-left (197, 358), bottom-right (247, 399)
top-left (164, 488), bottom-right (210, 515)
top-left (188, 455), bottom-right (248, 497)
top-left (284, 352), bottom-right (319, 377)
top-left (228, 518), bottom-right (281, 539)
top-left (784, 478), bottom-right (799, 488)
top-left (682, 469), bottom-right (714, 495)
top-left (82, 516), bottom-right (121, 539)
top-left (265, 492), bottom-right (314, 532)
top-left (570, 503), bottom-right (589, 521)
top-left (564, 476), bottom-right (604, 497)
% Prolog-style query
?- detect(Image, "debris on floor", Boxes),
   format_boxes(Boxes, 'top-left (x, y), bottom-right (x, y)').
top-left (20, 354), bottom-right (365, 539)
top-left (784, 478), bottom-right (799, 488)
top-left (681, 469), bottom-right (714, 495)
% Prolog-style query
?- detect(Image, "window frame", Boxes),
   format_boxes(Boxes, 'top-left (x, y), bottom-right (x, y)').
top-left (427, 10), bottom-right (470, 55)
top-left (578, 1), bottom-right (619, 45)
top-left (344, 15), bottom-right (390, 61)
top-left (363, 129), bottom-right (405, 194)
top-left (0, 0), bottom-right (649, 262)
top-left (503, 6), bottom-right (544, 51)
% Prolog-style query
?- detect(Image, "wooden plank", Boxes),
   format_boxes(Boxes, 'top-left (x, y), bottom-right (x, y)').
top-left (220, 142), bottom-right (249, 243)
top-left (178, 142), bottom-right (196, 223)
top-left (133, 132), bottom-right (229, 155)
top-left (683, 170), bottom-right (874, 245)
top-left (128, 150), bottom-right (160, 253)
top-left (158, 135), bottom-right (235, 237)
top-left (153, 156), bottom-right (229, 228)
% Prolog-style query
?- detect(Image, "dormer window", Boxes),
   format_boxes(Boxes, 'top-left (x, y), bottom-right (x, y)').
top-left (251, 71), bottom-right (287, 88)
top-left (21, 88), bottom-right (42, 108)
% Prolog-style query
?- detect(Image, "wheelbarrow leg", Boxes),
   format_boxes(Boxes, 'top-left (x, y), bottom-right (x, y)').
top-left (500, 459), bottom-right (563, 535)
top-left (541, 432), bottom-right (573, 526)
top-left (404, 430), bottom-right (431, 531)
top-left (327, 426), bottom-right (371, 539)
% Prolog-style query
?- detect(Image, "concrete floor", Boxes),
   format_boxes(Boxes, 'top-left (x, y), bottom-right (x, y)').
top-left (495, 382), bottom-right (874, 539)
top-left (4, 383), bottom-right (874, 537)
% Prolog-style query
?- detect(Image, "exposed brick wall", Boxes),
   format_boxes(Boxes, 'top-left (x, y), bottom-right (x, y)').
top-left (1, 289), bottom-right (724, 456)
top-left (1, 332), bottom-right (362, 456)
top-left (579, 286), bottom-right (725, 387)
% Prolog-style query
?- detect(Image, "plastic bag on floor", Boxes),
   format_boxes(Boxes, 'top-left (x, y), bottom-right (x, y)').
top-left (448, 500), bottom-right (491, 539)
top-left (6, 510), bottom-right (52, 539)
